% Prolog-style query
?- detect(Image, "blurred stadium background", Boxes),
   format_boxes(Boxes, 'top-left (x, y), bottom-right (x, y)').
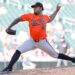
top-left (0, 0), bottom-right (75, 70)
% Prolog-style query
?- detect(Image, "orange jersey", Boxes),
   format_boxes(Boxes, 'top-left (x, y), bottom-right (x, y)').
top-left (21, 13), bottom-right (51, 40)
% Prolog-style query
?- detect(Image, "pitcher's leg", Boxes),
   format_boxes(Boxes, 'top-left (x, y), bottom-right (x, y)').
top-left (1, 38), bottom-right (36, 73)
top-left (38, 39), bottom-right (58, 58)
top-left (18, 38), bottom-right (36, 53)
top-left (6, 50), bottom-right (21, 69)
top-left (38, 39), bottom-right (75, 63)
top-left (9, 38), bottom-right (36, 68)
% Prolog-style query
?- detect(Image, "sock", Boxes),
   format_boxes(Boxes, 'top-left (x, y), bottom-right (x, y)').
top-left (58, 53), bottom-right (73, 62)
top-left (7, 50), bottom-right (21, 69)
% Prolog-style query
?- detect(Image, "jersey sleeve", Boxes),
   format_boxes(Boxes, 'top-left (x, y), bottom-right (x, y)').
top-left (21, 13), bottom-right (31, 21)
top-left (46, 15), bottom-right (51, 23)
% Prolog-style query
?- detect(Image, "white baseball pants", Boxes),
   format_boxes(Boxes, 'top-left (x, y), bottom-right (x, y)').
top-left (18, 38), bottom-right (58, 58)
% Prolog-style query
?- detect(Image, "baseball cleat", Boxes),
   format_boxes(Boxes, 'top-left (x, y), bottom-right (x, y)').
top-left (0, 67), bottom-right (13, 74)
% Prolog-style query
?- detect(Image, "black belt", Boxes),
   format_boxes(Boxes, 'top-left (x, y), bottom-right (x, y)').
top-left (34, 38), bottom-right (46, 42)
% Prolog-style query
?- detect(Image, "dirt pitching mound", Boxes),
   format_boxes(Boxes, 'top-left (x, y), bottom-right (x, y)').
top-left (0, 66), bottom-right (75, 75)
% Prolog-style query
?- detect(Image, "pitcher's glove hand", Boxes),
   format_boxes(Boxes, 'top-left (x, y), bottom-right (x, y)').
top-left (6, 28), bottom-right (16, 35)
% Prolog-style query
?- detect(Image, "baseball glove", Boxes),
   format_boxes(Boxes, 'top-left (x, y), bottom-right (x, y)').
top-left (6, 28), bottom-right (16, 35)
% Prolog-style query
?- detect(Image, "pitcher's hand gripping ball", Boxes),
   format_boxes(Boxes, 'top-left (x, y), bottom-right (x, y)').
top-left (6, 28), bottom-right (16, 35)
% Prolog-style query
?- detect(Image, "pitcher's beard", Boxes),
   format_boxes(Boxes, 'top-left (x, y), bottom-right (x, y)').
top-left (34, 12), bottom-right (39, 15)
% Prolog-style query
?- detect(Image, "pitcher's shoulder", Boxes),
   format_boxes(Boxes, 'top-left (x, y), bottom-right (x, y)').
top-left (43, 14), bottom-right (49, 17)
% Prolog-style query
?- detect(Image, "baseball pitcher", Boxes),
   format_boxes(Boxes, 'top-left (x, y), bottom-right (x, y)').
top-left (1, 2), bottom-right (75, 73)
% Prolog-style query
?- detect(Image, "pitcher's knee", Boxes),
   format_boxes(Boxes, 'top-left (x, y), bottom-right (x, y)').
top-left (53, 53), bottom-right (59, 58)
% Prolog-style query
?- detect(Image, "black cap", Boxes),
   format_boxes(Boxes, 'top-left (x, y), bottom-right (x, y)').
top-left (31, 2), bottom-right (44, 10)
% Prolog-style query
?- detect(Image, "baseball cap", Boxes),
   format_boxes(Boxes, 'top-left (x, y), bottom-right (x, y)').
top-left (31, 2), bottom-right (44, 10)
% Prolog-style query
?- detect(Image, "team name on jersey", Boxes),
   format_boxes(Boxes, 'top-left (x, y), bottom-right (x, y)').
top-left (31, 19), bottom-right (47, 26)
